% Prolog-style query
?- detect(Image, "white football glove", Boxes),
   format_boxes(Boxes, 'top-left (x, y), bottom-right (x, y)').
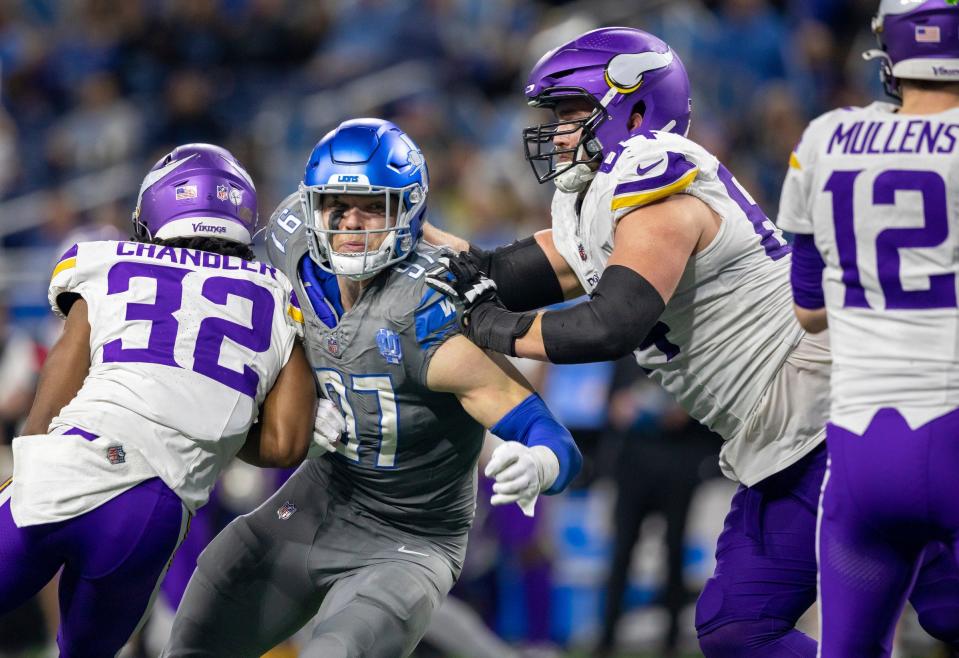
top-left (308, 397), bottom-right (347, 457)
top-left (484, 440), bottom-right (560, 517)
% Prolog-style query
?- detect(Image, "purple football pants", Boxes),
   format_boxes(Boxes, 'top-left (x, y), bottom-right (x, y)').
top-left (696, 441), bottom-right (959, 657)
top-left (819, 407), bottom-right (959, 658)
top-left (0, 476), bottom-right (188, 657)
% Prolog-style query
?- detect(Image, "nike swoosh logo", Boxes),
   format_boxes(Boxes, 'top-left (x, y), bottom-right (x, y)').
top-left (635, 158), bottom-right (664, 176)
top-left (397, 545), bottom-right (430, 557)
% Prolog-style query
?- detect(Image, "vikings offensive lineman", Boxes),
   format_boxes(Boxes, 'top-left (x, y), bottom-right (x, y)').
top-left (779, 2), bottom-right (959, 655)
top-left (424, 27), bottom-right (959, 656)
top-left (0, 144), bottom-right (337, 657)
top-left (164, 119), bottom-right (581, 658)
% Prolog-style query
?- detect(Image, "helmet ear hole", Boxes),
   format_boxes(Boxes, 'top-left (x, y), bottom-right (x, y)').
top-left (630, 100), bottom-right (647, 129)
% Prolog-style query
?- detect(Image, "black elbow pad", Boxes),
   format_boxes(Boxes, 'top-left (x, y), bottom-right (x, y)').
top-left (541, 265), bottom-right (665, 364)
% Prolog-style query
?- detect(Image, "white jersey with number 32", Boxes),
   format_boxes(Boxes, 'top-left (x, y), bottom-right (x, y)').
top-left (11, 240), bottom-right (301, 526)
top-left (778, 102), bottom-right (959, 434)
top-left (551, 130), bottom-right (816, 485)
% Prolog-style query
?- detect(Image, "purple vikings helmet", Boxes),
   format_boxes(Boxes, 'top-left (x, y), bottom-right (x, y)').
top-left (523, 27), bottom-right (691, 192)
top-left (133, 143), bottom-right (258, 244)
top-left (865, 0), bottom-right (959, 98)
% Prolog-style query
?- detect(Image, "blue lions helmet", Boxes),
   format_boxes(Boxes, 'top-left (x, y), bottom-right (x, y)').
top-left (300, 118), bottom-right (429, 280)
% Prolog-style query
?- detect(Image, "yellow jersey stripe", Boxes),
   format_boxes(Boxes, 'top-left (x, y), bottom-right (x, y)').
top-left (611, 167), bottom-right (699, 211)
top-left (0, 477), bottom-right (11, 493)
top-left (52, 257), bottom-right (77, 279)
top-left (789, 152), bottom-right (801, 170)
top-left (287, 304), bottom-right (304, 324)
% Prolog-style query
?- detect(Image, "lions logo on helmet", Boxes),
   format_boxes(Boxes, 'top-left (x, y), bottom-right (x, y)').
top-left (299, 119), bottom-right (429, 280)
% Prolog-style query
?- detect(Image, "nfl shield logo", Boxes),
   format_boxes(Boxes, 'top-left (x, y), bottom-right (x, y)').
top-left (106, 445), bottom-right (126, 465)
top-left (376, 328), bottom-right (403, 365)
top-left (277, 501), bottom-right (297, 520)
top-left (577, 243), bottom-right (588, 261)
top-left (327, 333), bottom-right (340, 356)
top-left (216, 185), bottom-right (229, 201)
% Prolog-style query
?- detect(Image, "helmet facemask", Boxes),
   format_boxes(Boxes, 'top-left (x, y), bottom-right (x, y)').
top-left (300, 179), bottom-right (426, 281)
top-left (523, 88), bottom-right (607, 189)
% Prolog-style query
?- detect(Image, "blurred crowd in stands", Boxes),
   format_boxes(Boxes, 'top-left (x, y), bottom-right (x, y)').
top-left (0, 0), bottom-right (917, 656)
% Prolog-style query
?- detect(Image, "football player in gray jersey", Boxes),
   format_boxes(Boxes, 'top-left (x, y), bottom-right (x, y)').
top-left (164, 119), bottom-right (582, 658)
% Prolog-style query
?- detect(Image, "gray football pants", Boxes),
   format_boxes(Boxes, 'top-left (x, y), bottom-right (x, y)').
top-left (163, 460), bottom-right (462, 658)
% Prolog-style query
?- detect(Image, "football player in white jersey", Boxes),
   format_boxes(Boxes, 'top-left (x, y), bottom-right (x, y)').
top-left (424, 26), bottom-right (959, 657)
top-left (0, 144), bottom-right (342, 657)
top-left (779, 2), bottom-right (959, 655)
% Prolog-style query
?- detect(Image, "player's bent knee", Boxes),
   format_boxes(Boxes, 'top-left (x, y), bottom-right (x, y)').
top-left (698, 620), bottom-right (771, 658)
top-left (918, 606), bottom-right (959, 645)
top-left (699, 620), bottom-right (758, 658)
top-left (698, 618), bottom-right (816, 658)
top-left (694, 577), bottom-right (725, 634)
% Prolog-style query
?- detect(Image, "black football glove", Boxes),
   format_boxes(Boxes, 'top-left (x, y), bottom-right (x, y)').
top-left (425, 252), bottom-right (497, 308)
top-left (426, 252), bottom-right (534, 355)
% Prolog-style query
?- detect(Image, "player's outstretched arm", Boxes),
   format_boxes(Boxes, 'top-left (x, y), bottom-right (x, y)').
top-left (22, 299), bottom-right (91, 436)
top-left (433, 194), bottom-right (709, 363)
top-left (423, 222), bottom-right (583, 308)
top-left (238, 341), bottom-right (317, 468)
top-left (426, 335), bottom-right (582, 515)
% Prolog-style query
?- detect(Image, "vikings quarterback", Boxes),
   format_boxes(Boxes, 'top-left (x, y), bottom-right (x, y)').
top-left (0, 144), bottom-right (334, 657)
top-left (164, 119), bottom-right (581, 658)
top-left (780, 2), bottom-right (959, 655)
top-left (424, 27), bottom-right (959, 656)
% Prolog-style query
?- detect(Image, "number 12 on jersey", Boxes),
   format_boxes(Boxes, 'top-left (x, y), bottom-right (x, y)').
top-left (824, 169), bottom-right (956, 310)
top-left (315, 369), bottom-right (399, 468)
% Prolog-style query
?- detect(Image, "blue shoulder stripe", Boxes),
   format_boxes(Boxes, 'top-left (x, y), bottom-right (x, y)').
top-left (415, 296), bottom-right (456, 350)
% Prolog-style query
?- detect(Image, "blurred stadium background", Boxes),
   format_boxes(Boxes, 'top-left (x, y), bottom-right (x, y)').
top-left (0, 1), bottom-right (950, 657)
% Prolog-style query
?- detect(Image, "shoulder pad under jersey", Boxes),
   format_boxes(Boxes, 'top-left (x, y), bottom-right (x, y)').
top-left (265, 192), bottom-right (310, 282)
top-left (601, 131), bottom-right (716, 220)
top-left (379, 242), bottom-right (462, 326)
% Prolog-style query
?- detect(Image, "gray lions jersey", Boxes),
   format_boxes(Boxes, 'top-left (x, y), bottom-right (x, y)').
top-left (267, 193), bottom-right (484, 535)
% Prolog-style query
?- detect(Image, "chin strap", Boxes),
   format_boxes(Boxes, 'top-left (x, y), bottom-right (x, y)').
top-left (553, 140), bottom-right (602, 193)
top-left (863, 49), bottom-right (901, 100)
top-left (554, 163), bottom-right (596, 193)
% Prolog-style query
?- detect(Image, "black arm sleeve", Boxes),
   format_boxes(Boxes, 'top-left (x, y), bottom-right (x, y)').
top-left (470, 237), bottom-right (565, 312)
top-left (540, 265), bottom-right (665, 364)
